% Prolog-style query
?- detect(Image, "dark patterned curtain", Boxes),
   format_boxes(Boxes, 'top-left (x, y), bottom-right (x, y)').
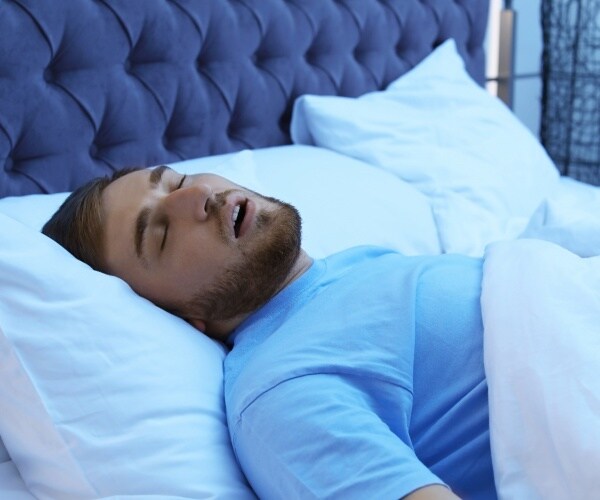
top-left (541, 0), bottom-right (600, 185)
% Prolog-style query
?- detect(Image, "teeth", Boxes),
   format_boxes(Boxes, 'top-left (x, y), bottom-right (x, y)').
top-left (232, 205), bottom-right (240, 223)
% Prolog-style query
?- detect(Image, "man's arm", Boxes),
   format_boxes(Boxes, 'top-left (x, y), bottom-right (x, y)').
top-left (404, 485), bottom-right (460, 499)
top-left (231, 374), bottom-right (448, 499)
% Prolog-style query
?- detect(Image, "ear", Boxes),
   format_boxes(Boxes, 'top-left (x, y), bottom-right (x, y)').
top-left (188, 317), bottom-right (207, 332)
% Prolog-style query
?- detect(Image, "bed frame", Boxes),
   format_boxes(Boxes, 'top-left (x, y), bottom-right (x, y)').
top-left (0, 0), bottom-right (488, 198)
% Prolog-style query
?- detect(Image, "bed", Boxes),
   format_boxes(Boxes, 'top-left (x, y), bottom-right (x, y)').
top-left (0, 0), bottom-right (599, 498)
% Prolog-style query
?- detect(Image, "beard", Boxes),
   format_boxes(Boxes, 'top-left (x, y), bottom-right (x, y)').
top-left (182, 193), bottom-right (302, 324)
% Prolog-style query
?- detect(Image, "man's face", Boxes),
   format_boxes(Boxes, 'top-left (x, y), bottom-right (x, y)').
top-left (101, 166), bottom-right (302, 328)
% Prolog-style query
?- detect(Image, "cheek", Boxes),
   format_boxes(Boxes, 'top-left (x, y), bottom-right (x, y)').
top-left (171, 236), bottom-right (236, 291)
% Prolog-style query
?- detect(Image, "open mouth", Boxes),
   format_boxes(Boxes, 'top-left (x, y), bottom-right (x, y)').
top-left (232, 200), bottom-right (247, 238)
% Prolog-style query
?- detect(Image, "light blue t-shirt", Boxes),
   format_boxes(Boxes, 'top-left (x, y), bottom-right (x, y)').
top-left (225, 247), bottom-right (496, 499)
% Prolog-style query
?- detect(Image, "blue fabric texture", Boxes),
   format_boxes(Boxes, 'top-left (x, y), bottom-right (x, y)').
top-left (225, 247), bottom-right (496, 500)
top-left (0, 0), bottom-right (488, 197)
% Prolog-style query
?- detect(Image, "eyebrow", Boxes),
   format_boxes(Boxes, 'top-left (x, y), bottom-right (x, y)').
top-left (134, 165), bottom-right (170, 261)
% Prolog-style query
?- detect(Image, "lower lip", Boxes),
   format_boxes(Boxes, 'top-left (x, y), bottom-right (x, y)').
top-left (237, 199), bottom-right (256, 239)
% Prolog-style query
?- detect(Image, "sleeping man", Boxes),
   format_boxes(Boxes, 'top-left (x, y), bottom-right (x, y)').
top-left (43, 166), bottom-right (496, 500)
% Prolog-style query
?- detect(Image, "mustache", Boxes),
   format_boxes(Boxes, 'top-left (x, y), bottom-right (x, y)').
top-left (206, 187), bottom-right (296, 240)
top-left (207, 191), bottom-right (228, 216)
top-left (206, 191), bottom-right (233, 242)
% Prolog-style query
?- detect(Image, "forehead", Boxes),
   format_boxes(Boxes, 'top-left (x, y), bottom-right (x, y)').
top-left (107, 167), bottom-right (159, 197)
top-left (100, 169), bottom-right (153, 268)
top-left (102, 168), bottom-right (154, 229)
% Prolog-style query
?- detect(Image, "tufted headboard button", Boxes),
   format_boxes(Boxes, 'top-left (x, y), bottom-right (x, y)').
top-left (225, 123), bottom-right (235, 139)
top-left (4, 156), bottom-right (13, 173)
top-left (43, 67), bottom-right (55, 83)
top-left (303, 51), bottom-right (313, 66)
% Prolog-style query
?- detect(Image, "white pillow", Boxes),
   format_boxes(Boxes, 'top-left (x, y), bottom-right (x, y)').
top-left (0, 148), bottom-right (439, 499)
top-left (0, 192), bottom-right (69, 230)
top-left (291, 39), bottom-right (560, 256)
top-left (0, 212), bottom-right (255, 499)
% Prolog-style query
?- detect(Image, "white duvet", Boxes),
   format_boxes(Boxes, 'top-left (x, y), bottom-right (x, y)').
top-left (482, 239), bottom-right (600, 499)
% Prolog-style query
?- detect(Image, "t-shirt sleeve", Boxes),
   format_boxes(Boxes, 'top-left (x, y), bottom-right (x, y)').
top-left (229, 373), bottom-right (445, 499)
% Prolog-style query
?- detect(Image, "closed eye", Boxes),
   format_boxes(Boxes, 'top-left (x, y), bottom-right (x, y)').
top-left (160, 174), bottom-right (187, 252)
top-left (175, 174), bottom-right (187, 191)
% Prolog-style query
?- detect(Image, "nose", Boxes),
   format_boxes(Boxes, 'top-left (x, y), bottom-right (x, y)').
top-left (161, 183), bottom-right (213, 221)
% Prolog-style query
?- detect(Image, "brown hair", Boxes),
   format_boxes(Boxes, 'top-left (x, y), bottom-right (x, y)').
top-left (41, 169), bottom-right (139, 271)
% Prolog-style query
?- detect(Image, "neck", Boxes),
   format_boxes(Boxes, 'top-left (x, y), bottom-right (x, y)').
top-left (205, 249), bottom-right (313, 341)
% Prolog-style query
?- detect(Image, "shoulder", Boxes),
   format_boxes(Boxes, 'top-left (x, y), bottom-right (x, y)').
top-left (229, 373), bottom-right (442, 500)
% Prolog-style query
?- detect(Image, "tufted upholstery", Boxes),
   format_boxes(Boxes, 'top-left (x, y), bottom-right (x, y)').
top-left (0, 0), bottom-right (488, 197)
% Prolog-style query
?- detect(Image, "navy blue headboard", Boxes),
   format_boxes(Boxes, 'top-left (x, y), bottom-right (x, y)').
top-left (0, 0), bottom-right (488, 197)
